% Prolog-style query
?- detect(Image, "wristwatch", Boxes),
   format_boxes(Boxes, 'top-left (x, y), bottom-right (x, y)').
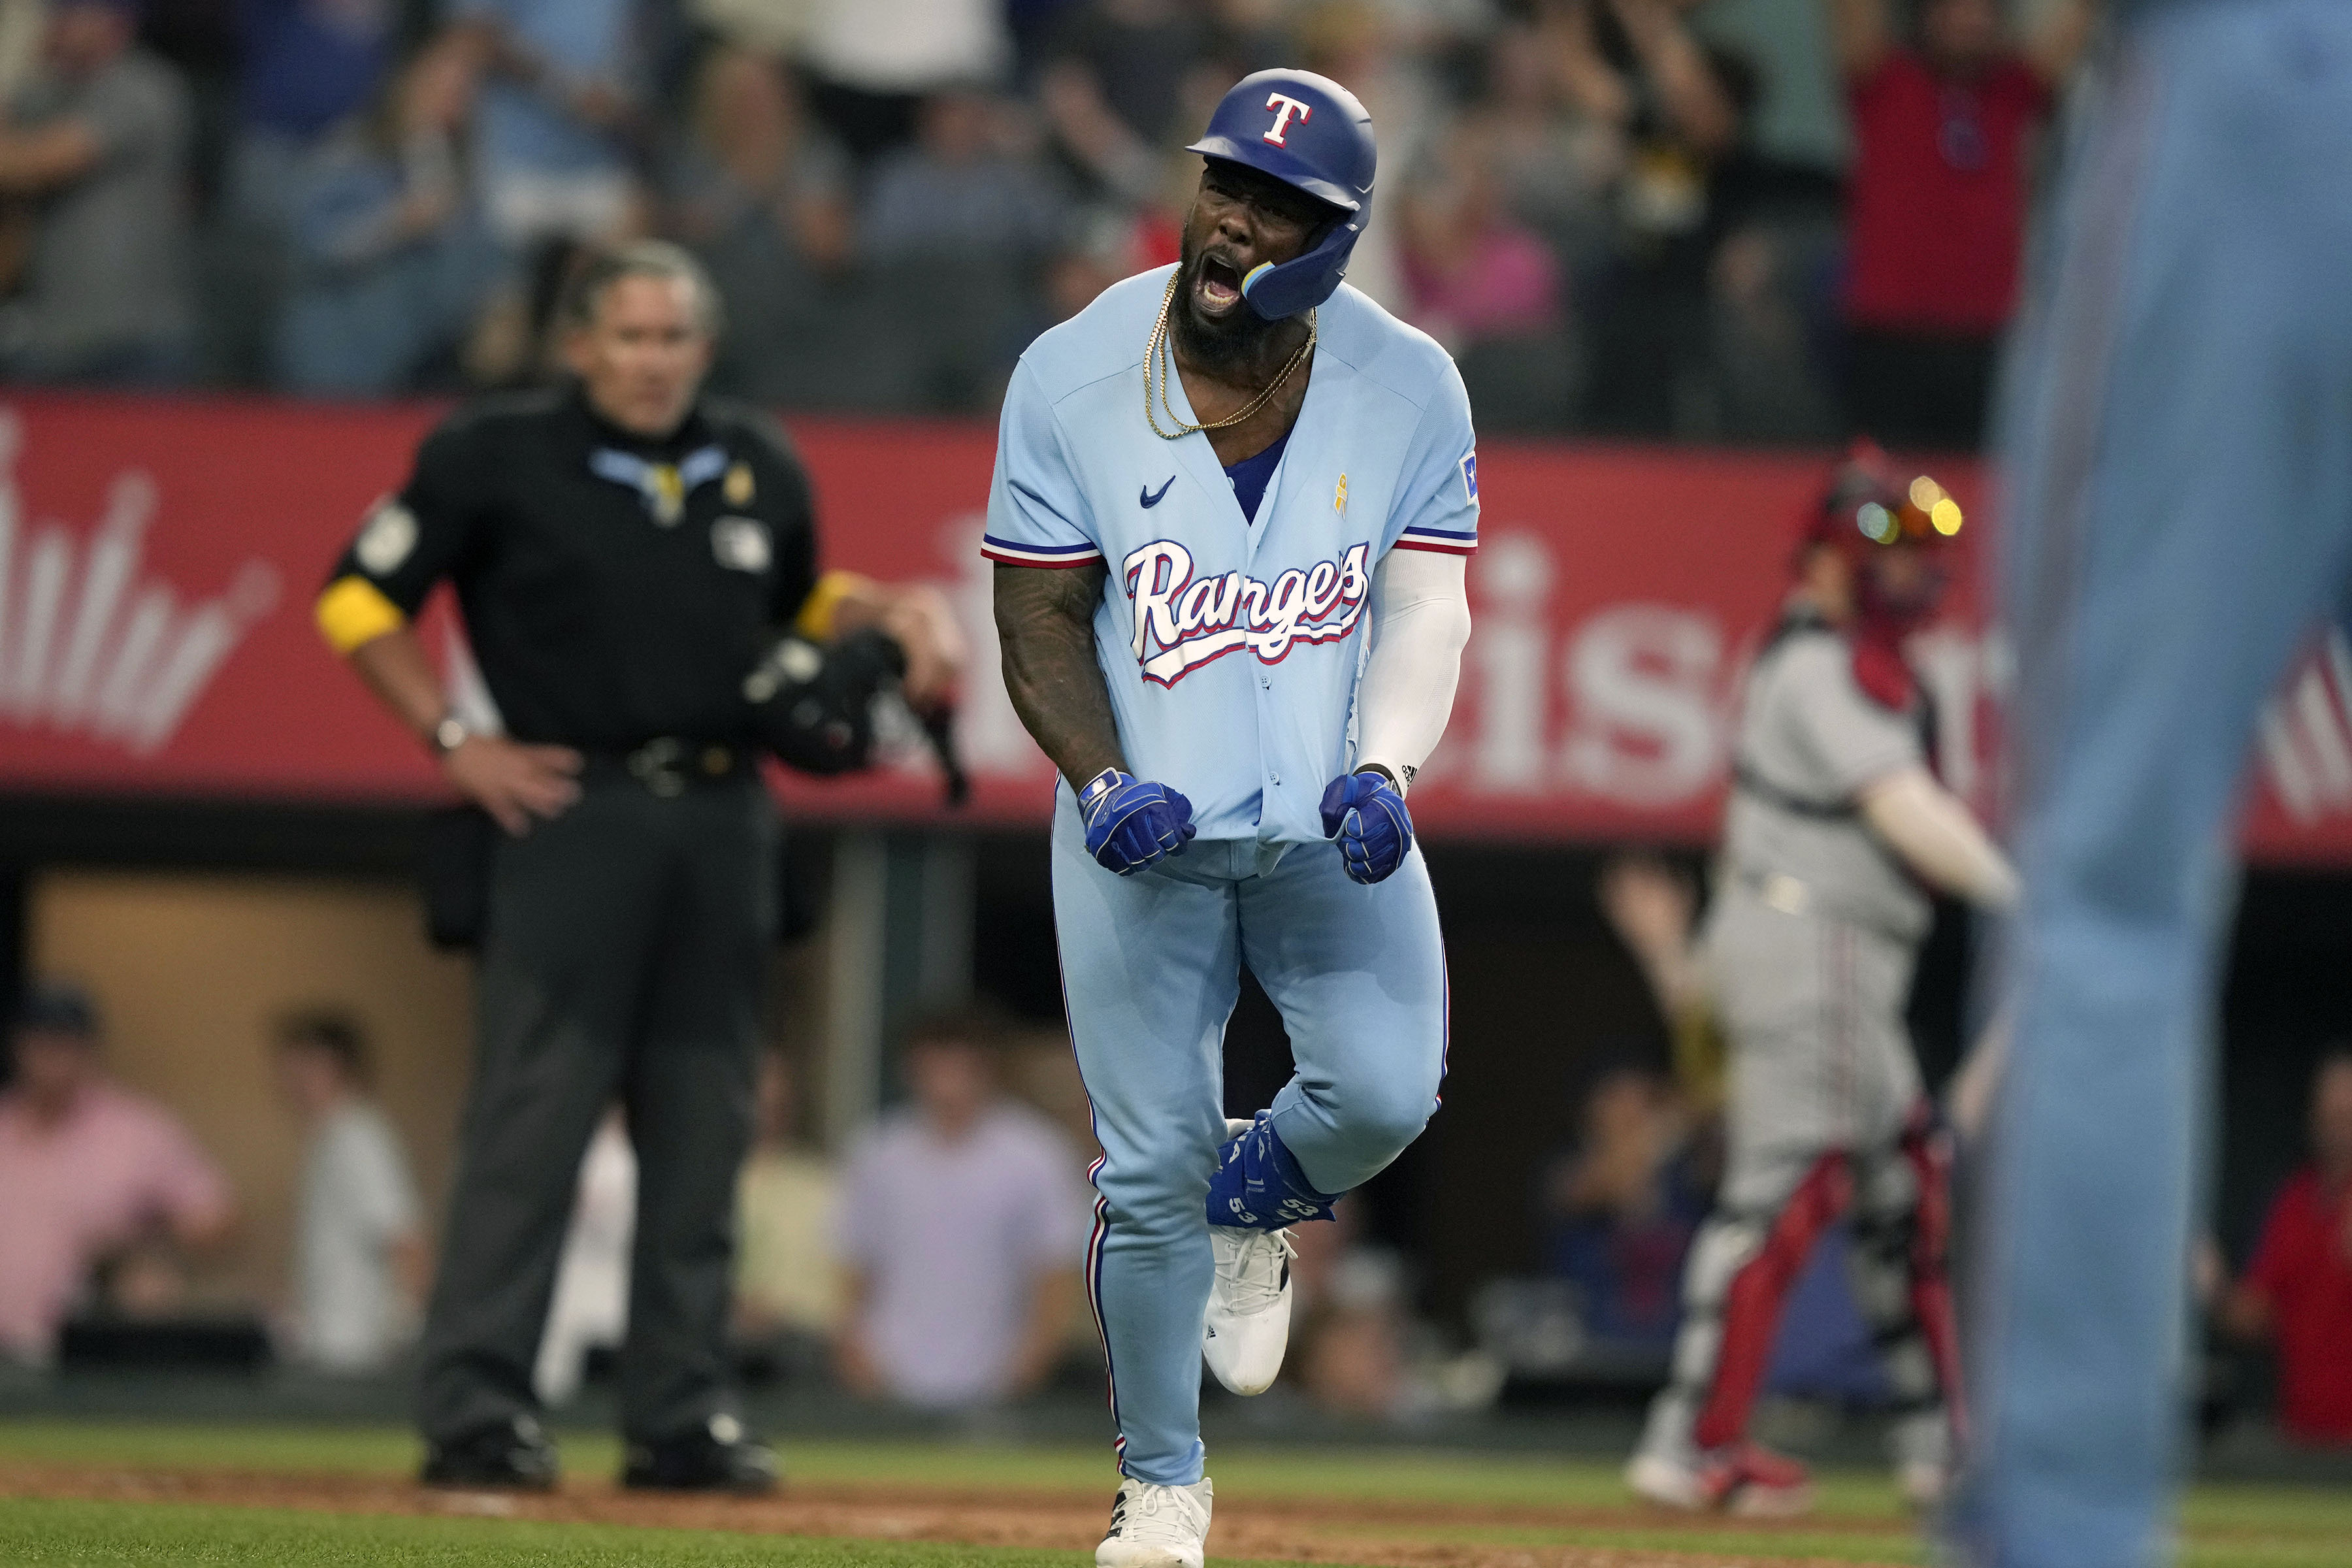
top-left (429, 715), bottom-right (469, 757)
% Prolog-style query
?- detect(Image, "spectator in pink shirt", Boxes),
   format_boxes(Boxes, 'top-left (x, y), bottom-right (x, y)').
top-left (1401, 122), bottom-right (1564, 353)
top-left (832, 1008), bottom-right (1088, 1409)
top-left (1397, 120), bottom-right (1577, 431)
top-left (0, 981), bottom-right (234, 1363)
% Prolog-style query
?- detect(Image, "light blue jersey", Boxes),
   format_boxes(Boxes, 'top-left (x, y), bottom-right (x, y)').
top-left (988, 265), bottom-right (1470, 1487)
top-left (983, 266), bottom-right (1478, 843)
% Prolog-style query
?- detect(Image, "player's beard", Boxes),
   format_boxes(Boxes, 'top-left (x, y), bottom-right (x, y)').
top-left (1171, 229), bottom-right (1288, 375)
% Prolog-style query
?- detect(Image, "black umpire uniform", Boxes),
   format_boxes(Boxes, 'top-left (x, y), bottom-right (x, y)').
top-left (320, 382), bottom-right (819, 1486)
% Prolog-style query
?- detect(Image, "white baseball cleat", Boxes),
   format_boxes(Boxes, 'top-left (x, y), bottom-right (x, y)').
top-left (1203, 1119), bottom-right (1296, 1396)
top-left (1625, 1450), bottom-right (1711, 1511)
top-left (1626, 1443), bottom-right (1814, 1516)
top-left (1095, 1476), bottom-right (1213, 1568)
top-left (1898, 1458), bottom-right (1949, 1512)
top-left (1889, 1409), bottom-right (1952, 1512)
top-left (1203, 1224), bottom-right (1296, 1394)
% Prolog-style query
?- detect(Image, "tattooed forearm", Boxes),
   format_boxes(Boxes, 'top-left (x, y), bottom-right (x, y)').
top-left (994, 561), bottom-right (1126, 789)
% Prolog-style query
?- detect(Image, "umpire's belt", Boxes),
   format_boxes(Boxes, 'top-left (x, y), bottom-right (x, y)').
top-left (581, 738), bottom-right (753, 797)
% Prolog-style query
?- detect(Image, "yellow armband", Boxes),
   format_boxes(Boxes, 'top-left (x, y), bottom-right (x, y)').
top-left (316, 575), bottom-right (407, 655)
top-left (792, 569), bottom-right (874, 642)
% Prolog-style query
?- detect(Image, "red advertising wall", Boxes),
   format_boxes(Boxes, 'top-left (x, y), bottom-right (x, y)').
top-left (0, 395), bottom-right (2346, 862)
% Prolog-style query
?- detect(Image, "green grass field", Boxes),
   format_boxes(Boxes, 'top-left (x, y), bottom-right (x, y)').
top-left (0, 1421), bottom-right (2345, 1567)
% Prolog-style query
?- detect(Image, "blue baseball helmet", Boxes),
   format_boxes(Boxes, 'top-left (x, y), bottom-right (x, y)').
top-left (1185, 69), bottom-right (1376, 321)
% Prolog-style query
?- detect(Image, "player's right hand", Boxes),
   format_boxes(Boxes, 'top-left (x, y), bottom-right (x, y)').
top-left (444, 734), bottom-right (583, 836)
top-left (1079, 767), bottom-right (1196, 875)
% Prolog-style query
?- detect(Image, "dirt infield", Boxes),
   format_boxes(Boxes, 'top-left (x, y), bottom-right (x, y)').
top-left (0, 1461), bottom-right (1912, 1567)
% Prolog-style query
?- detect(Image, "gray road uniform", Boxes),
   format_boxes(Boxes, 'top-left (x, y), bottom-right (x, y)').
top-left (1635, 615), bottom-right (1962, 1473)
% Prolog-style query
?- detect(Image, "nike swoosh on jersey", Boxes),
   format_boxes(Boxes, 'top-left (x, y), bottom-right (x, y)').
top-left (1140, 476), bottom-right (1176, 508)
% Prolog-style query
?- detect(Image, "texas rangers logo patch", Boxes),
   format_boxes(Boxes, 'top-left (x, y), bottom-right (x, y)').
top-left (1460, 449), bottom-right (1478, 506)
top-left (1122, 539), bottom-right (1371, 687)
top-left (1263, 93), bottom-right (1313, 145)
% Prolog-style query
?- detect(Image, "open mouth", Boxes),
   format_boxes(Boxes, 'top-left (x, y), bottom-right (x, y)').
top-left (1195, 254), bottom-right (1245, 314)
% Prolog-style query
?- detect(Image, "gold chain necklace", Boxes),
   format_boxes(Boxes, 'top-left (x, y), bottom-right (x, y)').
top-left (1143, 269), bottom-right (1316, 441)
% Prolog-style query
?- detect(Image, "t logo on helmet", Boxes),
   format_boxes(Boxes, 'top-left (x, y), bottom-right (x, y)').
top-left (1262, 93), bottom-right (1313, 145)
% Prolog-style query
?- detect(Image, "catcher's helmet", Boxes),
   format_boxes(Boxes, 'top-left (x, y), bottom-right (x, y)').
top-left (1186, 69), bottom-right (1376, 320)
top-left (1799, 438), bottom-right (1965, 557)
top-left (1797, 439), bottom-right (1965, 631)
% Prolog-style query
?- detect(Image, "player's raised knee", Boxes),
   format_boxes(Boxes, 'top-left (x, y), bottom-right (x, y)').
top-left (1335, 1074), bottom-right (1439, 1154)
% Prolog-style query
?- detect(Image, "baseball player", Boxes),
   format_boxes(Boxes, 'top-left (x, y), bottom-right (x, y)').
top-left (1626, 445), bottom-right (2018, 1516)
top-left (986, 69), bottom-right (1474, 1568)
top-left (1964, 5), bottom-right (2352, 1564)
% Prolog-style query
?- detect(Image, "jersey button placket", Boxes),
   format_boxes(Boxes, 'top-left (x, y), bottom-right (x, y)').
top-left (1256, 665), bottom-right (1279, 786)
top-left (1247, 655), bottom-right (1275, 824)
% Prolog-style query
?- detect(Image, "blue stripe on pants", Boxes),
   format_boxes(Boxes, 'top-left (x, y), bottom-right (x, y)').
top-left (1966, 4), bottom-right (2352, 1563)
top-left (1050, 788), bottom-right (1448, 1483)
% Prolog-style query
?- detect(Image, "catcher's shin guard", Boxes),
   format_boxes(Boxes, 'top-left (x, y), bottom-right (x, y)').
top-left (1690, 1152), bottom-right (1854, 1450)
top-left (1899, 1113), bottom-right (1964, 1437)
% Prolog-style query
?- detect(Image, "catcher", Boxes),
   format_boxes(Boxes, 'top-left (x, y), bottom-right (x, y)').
top-left (1626, 444), bottom-right (2016, 1516)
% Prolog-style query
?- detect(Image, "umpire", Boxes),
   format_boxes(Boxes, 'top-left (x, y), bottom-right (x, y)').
top-left (317, 242), bottom-right (955, 1492)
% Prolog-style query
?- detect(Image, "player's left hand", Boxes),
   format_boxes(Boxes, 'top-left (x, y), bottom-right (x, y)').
top-left (1320, 769), bottom-right (1414, 885)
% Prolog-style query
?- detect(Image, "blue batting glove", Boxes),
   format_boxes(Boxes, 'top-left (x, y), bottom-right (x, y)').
top-left (1080, 768), bottom-right (1196, 875)
top-left (1320, 768), bottom-right (1414, 885)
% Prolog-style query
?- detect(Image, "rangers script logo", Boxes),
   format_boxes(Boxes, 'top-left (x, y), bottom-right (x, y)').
top-left (1123, 538), bottom-right (1370, 687)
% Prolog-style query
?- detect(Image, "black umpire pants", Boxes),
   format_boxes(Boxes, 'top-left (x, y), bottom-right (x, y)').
top-left (416, 768), bottom-right (776, 1445)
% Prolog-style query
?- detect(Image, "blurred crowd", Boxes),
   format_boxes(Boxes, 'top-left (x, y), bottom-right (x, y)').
top-left (0, 0), bottom-right (2087, 444)
top-left (0, 981), bottom-right (1486, 1425)
top-left (7, 922), bottom-right (2351, 1446)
